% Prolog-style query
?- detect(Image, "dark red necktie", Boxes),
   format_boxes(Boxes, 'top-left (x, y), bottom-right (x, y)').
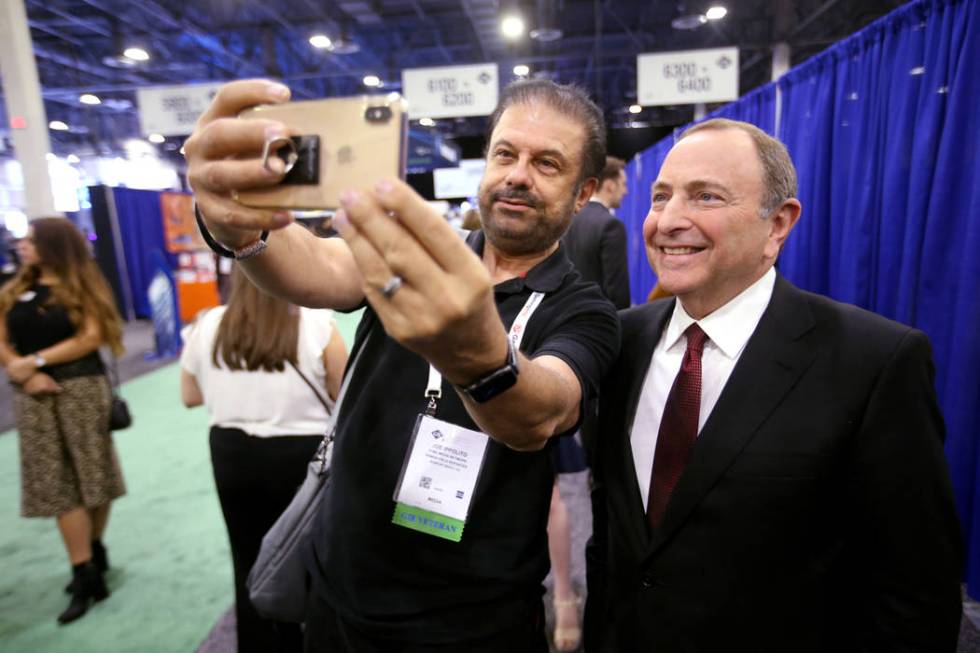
top-left (647, 324), bottom-right (708, 528)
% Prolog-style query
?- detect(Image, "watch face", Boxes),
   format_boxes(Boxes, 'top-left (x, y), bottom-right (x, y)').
top-left (467, 366), bottom-right (519, 403)
top-left (463, 343), bottom-right (520, 403)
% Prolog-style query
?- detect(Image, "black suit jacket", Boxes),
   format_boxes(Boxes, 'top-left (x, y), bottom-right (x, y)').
top-left (562, 201), bottom-right (631, 310)
top-left (587, 274), bottom-right (962, 652)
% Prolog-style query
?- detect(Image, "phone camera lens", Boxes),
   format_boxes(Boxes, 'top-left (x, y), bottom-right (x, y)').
top-left (365, 106), bottom-right (392, 123)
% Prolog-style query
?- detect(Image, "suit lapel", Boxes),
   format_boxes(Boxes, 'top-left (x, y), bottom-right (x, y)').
top-left (612, 301), bottom-right (674, 550)
top-left (644, 277), bottom-right (818, 559)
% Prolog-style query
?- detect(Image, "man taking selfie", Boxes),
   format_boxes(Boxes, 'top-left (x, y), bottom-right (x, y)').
top-left (184, 78), bottom-right (619, 651)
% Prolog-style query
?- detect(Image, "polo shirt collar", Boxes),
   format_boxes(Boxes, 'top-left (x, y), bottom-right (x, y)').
top-left (468, 230), bottom-right (572, 295)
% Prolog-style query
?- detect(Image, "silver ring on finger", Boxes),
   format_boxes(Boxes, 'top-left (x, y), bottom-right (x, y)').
top-left (261, 135), bottom-right (298, 175)
top-left (380, 275), bottom-right (403, 299)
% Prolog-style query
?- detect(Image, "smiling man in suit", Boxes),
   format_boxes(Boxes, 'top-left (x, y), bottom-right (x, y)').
top-left (585, 118), bottom-right (963, 652)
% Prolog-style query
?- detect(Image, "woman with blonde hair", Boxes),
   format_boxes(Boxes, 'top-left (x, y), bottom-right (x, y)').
top-left (180, 265), bottom-right (347, 652)
top-left (0, 217), bottom-right (126, 624)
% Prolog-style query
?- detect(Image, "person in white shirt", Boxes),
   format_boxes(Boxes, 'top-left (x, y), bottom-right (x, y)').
top-left (180, 266), bottom-right (346, 653)
top-left (585, 118), bottom-right (962, 652)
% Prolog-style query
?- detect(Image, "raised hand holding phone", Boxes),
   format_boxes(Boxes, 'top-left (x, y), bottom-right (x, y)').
top-left (183, 79), bottom-right (296, 250)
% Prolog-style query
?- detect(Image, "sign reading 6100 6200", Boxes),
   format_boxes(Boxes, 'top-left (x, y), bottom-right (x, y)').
top-left (637, 47), bottom-right (739, 107)
top-left (401, 63), bottom-right (499, 120)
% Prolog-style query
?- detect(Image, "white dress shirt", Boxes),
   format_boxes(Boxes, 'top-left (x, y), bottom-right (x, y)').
top-left (631, 267), bottom-right (776, 510)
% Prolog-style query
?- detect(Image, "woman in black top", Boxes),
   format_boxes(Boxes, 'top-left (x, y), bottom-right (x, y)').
top-left (0, 217), bottom-right (126, 625)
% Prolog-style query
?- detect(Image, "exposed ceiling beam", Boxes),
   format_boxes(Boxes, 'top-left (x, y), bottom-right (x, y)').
top-left (77, 0), bottom-right (267, 79)
top-left (291, 0), bottom-right (385, 69)
top-left (741, 0), bottom-right (844, 74)
top-left (791, 0), bottom-right (843, 38)
top-left (27, 3), bottom-right (112, 37)
top-left (32, 43), bottom-right (143, 85)
top-left (408, 0), bottom-right (453, 64)
top-left (243, 2), bottom-right (333, 97)
top-left (27, 19), bottom-right (88, 47)
top-left (459, 0), bottom-right (493, 62)
top-left (603, 1), bottom-right (644, 51)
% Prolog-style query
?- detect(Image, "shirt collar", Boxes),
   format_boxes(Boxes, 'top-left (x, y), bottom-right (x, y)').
top-left (663, 267), bottom-right (776, 359)
top-left (467, 229), bottom-right (573, 295)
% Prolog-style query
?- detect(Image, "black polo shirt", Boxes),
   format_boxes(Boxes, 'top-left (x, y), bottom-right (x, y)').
top-left (306, 230), bottom-right (620, 643)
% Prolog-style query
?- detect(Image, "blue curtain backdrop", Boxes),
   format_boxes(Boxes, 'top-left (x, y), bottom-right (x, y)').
top-left (112, 188), bottom-right (178, 319)
top-left (622, 137), bottom-right (673, 305)
top-left (705, 81), bottom-right (777, 135)
top-left (778, 0), bottom-right (980, 598)
top-left (621, 0), bottom-right (980, 598)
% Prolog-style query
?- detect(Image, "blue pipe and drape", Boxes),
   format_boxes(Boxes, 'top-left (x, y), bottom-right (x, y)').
top-left (620, 0), bottom-right (980, 598)
top-left (110, 188), bottom-right (178, 320)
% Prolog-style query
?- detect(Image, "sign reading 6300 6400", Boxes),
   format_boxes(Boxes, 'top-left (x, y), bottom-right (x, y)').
top-left (637, 47), bottom-right (739, 107)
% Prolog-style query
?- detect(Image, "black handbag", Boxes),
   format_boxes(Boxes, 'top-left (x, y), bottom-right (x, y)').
top-left (106, 352), bottom-right (132, 431)
top-left (109, 395), bottom-right (132, 430)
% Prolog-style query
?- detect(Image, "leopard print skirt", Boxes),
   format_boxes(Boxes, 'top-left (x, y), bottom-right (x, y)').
top-left (13, 374), bottom-right (127, 518)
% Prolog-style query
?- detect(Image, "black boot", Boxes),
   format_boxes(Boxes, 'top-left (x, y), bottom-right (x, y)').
top-left (92, 540), bottom-right (109, 572)
top-left (65, 541), bottom-right (109, 593)
top-left (57, 561), bottom-right (109, 625)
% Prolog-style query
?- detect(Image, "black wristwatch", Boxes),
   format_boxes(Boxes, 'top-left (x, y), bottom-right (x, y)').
top-left (460, 340), bottom-right (520, 403)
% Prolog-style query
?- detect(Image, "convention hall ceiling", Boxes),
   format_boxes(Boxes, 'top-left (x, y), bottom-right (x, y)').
top-left (7, 0), bottom-right (907, 157)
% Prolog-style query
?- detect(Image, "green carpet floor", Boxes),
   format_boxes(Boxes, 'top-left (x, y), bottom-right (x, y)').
top-left (0, 310), bottom-right (362, 653)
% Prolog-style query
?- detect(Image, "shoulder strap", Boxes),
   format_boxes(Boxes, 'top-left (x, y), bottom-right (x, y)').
top-left (104, 350), bottom-right (122, 390)
top-left (288, 360), bottom-right (332, 415)
top-left (312, 337), bottom-right (366, 445)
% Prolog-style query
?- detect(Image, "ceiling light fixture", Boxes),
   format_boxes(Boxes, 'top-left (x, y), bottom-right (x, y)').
top-left (419, 118), bottom-right (435, 127)
top-left (513, 64), bottom-right (530, 76)
top-left (671, 14), bottom-right (708, 30)
top-left (123, 47), bottom-right (150, 61)
top-left (79, 94), bottom-right (101, 105)
top-left (501, 14), bottom-right (525, 39)
top-left (101, 55), bottom-right (136, 68)
top-left (363, 75), bottom-right (381, 87)
top-left (529, 27), bottom-right (563, 42)
top-left (309, 34), bottom-right (332, 49)
top-left (49, 120), bottom-right (69, 131)
top-left (148, 134), bottom-right (166, 144)
top-left (705, 6), bottom-right (728, 20)
top-left (327, 36), bottom-right (360, 54)
top-left (628, 104), bottom-right (642, 114)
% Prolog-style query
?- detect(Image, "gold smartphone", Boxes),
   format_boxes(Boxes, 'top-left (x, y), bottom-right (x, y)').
top-left (235, 94), bottom-right (408, 210)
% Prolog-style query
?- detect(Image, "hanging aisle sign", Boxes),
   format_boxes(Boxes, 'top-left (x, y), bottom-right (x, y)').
top-left (401, 63), bottom-right (499, 119)
top-left (137, 83), bottom-right (223, 137)
top-left (637, 47), bottom-right (739, 106)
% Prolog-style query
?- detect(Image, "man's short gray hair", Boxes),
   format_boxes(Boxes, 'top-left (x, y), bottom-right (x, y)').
top-left (679, 118), bottom-right (798, 217)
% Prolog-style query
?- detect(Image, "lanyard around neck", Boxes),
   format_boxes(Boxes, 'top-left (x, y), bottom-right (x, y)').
top-left (424, 291), bottom-right (545, 414)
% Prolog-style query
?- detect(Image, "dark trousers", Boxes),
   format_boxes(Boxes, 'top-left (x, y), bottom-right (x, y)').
top-left (210, 426), bottom-right (320, 653)
top-left (303, 588), bottom-right (549, 653)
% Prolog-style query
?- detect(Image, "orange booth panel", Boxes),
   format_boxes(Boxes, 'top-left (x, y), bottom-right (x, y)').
top-left (176, 277), bottom-right (220, 324)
